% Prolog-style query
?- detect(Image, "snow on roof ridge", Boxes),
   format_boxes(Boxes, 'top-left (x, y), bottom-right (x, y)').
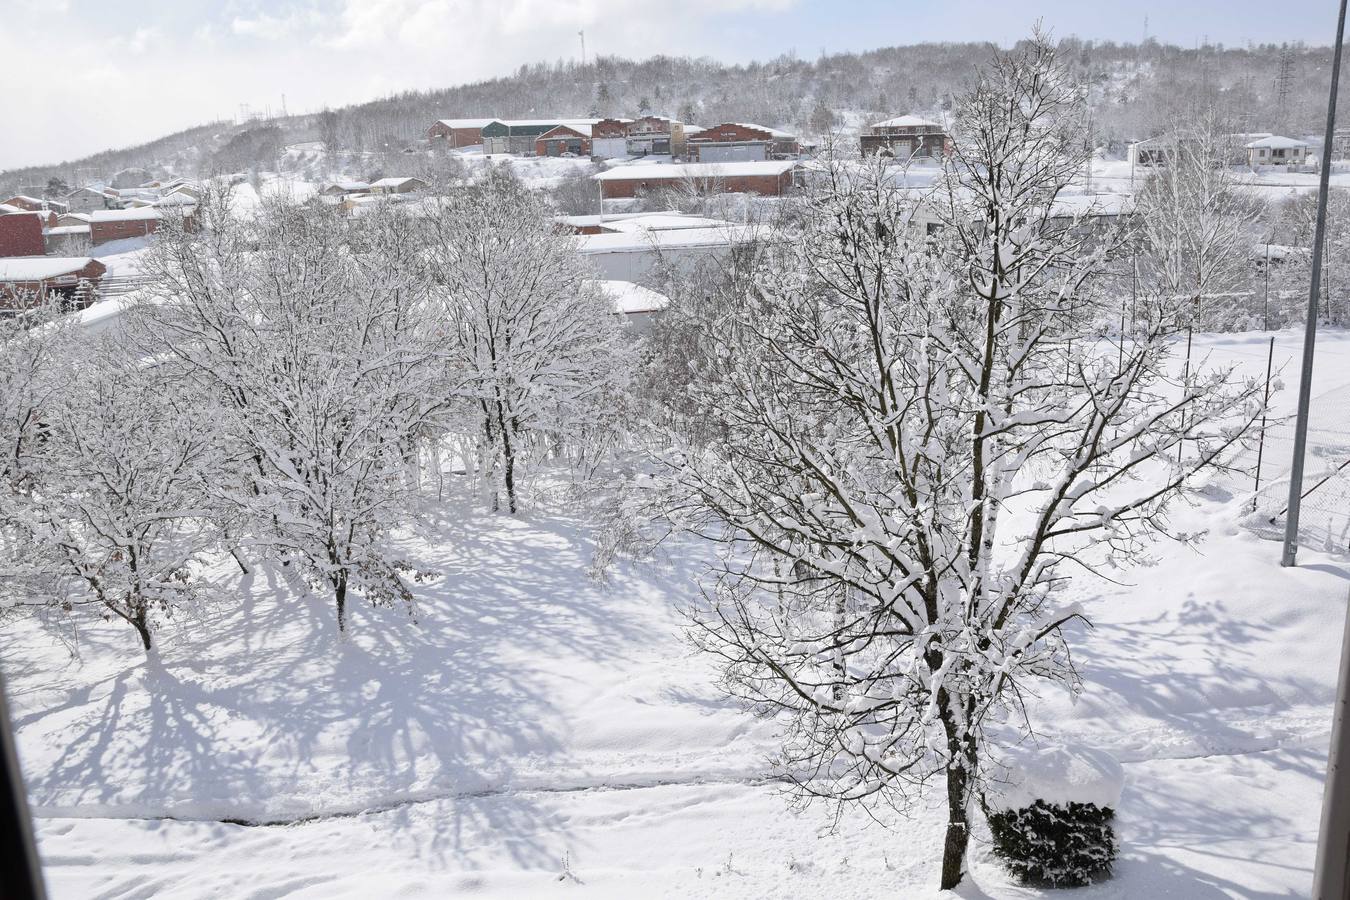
top-left (1246, 134), bottom-right (1309, 149)
top-left (0, 256), bottom-right (97, 281)
top-left (88, 208), bottom-right (162, 221)
top-left (592, 160), bottom-right (797, 181)
top-left (725, 122), bottom-right (795, 139)
top-left (437, 118), bottom-right (502, 129)
top-left (871, 114), bottom-right (944, 129)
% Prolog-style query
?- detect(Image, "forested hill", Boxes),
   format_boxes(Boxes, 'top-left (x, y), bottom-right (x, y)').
top-left (3, 37), bottom-right (1340, 190)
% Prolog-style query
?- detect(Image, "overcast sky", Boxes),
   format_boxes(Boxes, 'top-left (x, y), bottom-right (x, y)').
top-left (0, 0), bottom-right (1337, 171)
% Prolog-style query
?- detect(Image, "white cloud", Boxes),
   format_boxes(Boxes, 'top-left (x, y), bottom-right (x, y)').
top-left (231, 7), bottom-right (322, 41)
top-left (125, 26), bottom-right (162, 54)
top-left (0, 1), bottom-right (803, 171)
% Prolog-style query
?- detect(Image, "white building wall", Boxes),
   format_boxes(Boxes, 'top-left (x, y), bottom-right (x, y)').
top-left (592, 138), bottom-right (628, 159)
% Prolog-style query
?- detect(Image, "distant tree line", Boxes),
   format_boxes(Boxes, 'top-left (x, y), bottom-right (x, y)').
top-left (4, 37), bottom-right (1345, 193)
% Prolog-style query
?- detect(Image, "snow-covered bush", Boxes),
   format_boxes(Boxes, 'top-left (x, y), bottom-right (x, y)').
top-left (987, 800), bottom-right (1117, 887)
top-left (984, 744), bottom-right (1124, 887)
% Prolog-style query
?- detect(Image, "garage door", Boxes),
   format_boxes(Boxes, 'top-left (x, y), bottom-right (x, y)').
top-left (592, 138), bottom-right (627, 159)
top-left (696, 144), bottom-right (767, 163)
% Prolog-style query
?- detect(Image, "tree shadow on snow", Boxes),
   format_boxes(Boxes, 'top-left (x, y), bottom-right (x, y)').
top-left (6, 502), bottom-right (663, 871)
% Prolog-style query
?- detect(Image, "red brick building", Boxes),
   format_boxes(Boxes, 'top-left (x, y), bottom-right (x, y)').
top-left (0, 213), bottom-right (49, 257)
top-left (1, 195), bottom-right (45, 212)
top-left (686, 123), bottom-right (800, 161)
top-left (0, 257), bottom-right (106, 307)
top-left (859, 116), bottom-right (951, 159)
top-left (427, 118), bottom-right (502, 148)
top-left (592, 161), bottom-right (797, 200)
top-left (534, 125), bottom-right (592, 157)
top-left (89, 208), bottom-right (160, 245)
top-left (592, 118), bottom-right (630, 139)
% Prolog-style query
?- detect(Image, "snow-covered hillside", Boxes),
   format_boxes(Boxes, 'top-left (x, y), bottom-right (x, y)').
top-left (6, 330), bottom-right (1348, 899)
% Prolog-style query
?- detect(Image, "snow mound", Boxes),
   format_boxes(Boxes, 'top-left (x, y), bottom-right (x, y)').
top-left (985, 742), bottom-right (1124, 812)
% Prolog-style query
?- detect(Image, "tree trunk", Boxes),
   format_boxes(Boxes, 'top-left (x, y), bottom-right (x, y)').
top-left (940, 756), bottom-right (971, 890)
top-left (494, 400), bottom-right (518, 514)
top-left (132, 610), bottom-right (153, 654)
top-left (334, 571), bottom-right (348, 633)
top-left (937, 699), bottom-right (977, 891)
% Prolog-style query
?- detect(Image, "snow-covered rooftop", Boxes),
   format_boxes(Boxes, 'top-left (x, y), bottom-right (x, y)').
top-left (1048, 192), bottom-right (1136, 218)
top-left (0, 256), bottom-right (97, 281)
top-left (1247, 135), bottom-right (1309, 150)
top-left (45, 225), bottom-right (91, 236)
top-left (591, 279), bottom-right (671, 315)
top-left (539, 123), bottom-right (594, 138)
top-left (593, 161), bottom-right (797, 182)
top-left (436, 118), bottom-right (502, 130)
top-left (88, 208), bottom-right (162, 222)
top-left (603, 214), bottom-right (738, 233)
top-left (576, 223), bottom-right (762, 253)
top-left (500, 118), bottom-right (602, 129)
top-left (871, 115), bottom-right (944, 129)
top-left (734, 123), bottom-right (795, 139)
top-left (369, 177), bottom-right (427, 189)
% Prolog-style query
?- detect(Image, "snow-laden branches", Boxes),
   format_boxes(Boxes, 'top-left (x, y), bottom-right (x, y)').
top-left (420, 173), bottom-right (633, 513)
top-left (652, 35), bottom-right (1267, 891)
top-left (135, 191), bottom-right (446, 633)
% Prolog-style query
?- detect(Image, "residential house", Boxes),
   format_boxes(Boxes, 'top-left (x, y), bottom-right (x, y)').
top-left (320, 181), bottom-right (371, 196)
top-left (368, 176), bottom-right (428, 195)
top-left (0, 256), bottom-right (106, 307)
top-left (860, 115), bottom-right (950, 159)
top-left (1246, 135), bottom-right (1311, 167)
top-left (686, 123), bottom-right (799, 162)
top-left (1, 196), bottom-right (46, 213)
top-left (88, 208), bottom-right (161, 245)
top-left (62, 187), bottom-right (111, 214)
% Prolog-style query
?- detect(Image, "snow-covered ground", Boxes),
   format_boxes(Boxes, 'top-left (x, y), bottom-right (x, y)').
top-left (5, 330), bottom-right (1350, 898)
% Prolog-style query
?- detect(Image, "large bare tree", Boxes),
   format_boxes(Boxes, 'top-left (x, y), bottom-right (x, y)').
top-left (662, 37), bottom-right (1265, 889)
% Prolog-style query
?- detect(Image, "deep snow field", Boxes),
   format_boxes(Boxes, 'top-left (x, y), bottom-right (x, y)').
top-left (4, 330), bottom-right (1350, 899)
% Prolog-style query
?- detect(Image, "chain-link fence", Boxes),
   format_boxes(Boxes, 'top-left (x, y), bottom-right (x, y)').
top-left (1240, 377), bottom-right (1350, 552)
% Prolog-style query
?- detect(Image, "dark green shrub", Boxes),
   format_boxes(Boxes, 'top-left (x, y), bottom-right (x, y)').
top-left (986, 798), bottom-right (1117, 887)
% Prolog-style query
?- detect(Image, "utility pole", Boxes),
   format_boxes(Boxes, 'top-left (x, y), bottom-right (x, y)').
top-left (1283, 0), bottom-right (1345, 569)
top-left (1308, 5), bottom-right (1348, 897)
top-left (579, 30), bottom-right (586, 67)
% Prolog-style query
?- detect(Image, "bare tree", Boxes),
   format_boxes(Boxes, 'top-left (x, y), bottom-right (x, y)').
top-left (137, 190), bottom-right (444, 633)
top-left (421, 174), bottom-right (632, 514)
top-left (18, 349), bottom-right (217, 653)
top-left (661, 37), bottom-right (1266, 890)
top-left (1134, 120), bottom-right (1261, 331)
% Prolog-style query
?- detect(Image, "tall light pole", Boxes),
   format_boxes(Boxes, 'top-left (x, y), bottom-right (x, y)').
top-left (1309, 8), bottom-right (1350, 899)
top-left (1283, 0), bottom-right (1347, 569)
